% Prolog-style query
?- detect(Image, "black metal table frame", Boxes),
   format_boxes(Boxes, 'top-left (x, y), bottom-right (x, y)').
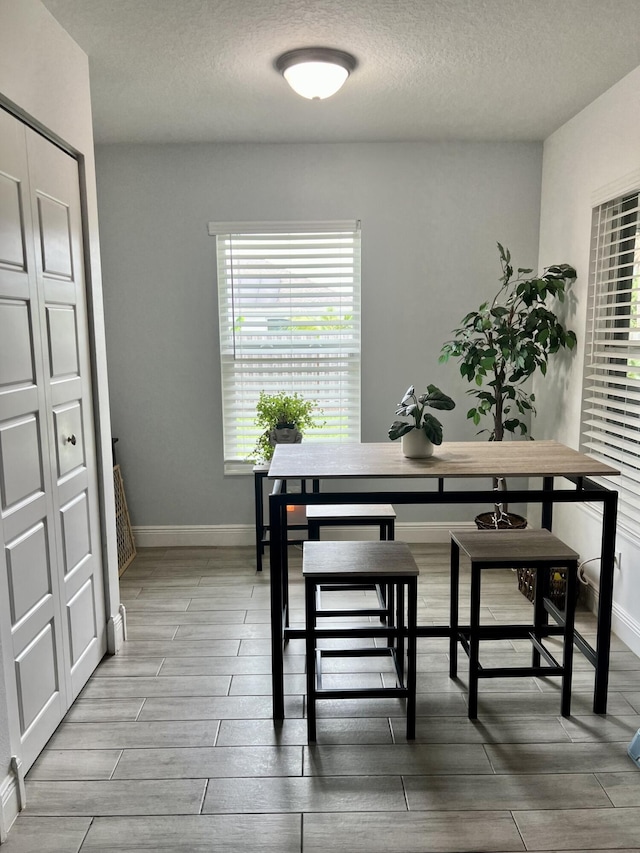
top-left (268, 474), bottom-right (617, 720)
top-left (254, 470), bottom-right (319, 572)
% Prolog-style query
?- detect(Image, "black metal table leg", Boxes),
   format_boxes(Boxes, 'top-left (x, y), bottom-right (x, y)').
top-left (269, 491), bottom-right (286, 720)
top-left (254, 468), bottom-right (267, 572)
top-left (468, 563), bottom-right (481, 720)
top-left (406, 576), bottom-right (418, 740)
top-left (594, 489), bottom-right (618, 713)
top-left (449, 540), bottom-right (460, 678)
top-left (305, 576), bottom-right (317, 741)
top-left (541, 476), bottom-right (554, 531)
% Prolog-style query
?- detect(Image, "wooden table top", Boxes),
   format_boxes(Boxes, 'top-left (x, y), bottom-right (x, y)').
top-left (267, 440), bottom-right (620, 481)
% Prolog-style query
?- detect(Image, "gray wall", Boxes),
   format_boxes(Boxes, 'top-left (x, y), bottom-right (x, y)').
top-left (95, 141), bottom-right (543, 528)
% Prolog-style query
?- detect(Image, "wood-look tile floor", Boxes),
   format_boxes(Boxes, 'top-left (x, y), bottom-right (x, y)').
top-left (5, 544), bottom-right (640, 852)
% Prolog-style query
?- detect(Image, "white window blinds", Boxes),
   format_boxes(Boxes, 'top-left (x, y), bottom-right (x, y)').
top-left (211, 221), bottom-right (361, 469)
top-left (581, 191), bottom-right (640, 530)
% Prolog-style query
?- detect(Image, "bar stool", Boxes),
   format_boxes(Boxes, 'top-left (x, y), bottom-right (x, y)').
top-left (306, 504), bottom-right (396, 623)
top-left (303, 540), bottom-right (419, 742)
top-left (449, 529), bottom-right (579, 719)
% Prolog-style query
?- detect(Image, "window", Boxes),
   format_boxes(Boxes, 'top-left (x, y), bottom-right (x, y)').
top-left (210, 221), bottom-right (361, 471)
top-left (581, 191), bottom-right (640, 531)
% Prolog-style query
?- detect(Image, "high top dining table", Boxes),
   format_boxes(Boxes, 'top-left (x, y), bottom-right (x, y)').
top-left (267, 440), bottom-right (620, 720)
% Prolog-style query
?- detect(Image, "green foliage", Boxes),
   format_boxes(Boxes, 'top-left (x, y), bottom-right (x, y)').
top-left (439, 243), bottom-right (577, 441)
top-left (388, 384), bottom-right (456, 446)
top-left (250, 391), bottom-right (325, 462)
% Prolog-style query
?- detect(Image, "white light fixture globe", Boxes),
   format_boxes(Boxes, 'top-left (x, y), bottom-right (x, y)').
top-left (275, 47), bottom-right (357, 100)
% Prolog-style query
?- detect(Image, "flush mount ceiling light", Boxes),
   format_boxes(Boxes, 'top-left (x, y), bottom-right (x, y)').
top-left (275, 47), bottom-right (357, 100)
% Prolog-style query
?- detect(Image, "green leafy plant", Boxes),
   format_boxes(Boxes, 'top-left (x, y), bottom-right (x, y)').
top-left (388, 384), bottom-right (456, 446)
top-left (439, 243), bottom-right (577, 441)
top-left (250, 390), bottom-right (325, 462)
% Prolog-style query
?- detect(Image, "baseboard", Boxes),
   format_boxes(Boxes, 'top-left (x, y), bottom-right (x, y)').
top-left (132, 521), bottom-right (478, 548)
top-left (106, 606), bottom-right (126, 654)
top-left (581, 582), bottom-right (640, 658)
top-left (0, 770), bottom-right (19, 844)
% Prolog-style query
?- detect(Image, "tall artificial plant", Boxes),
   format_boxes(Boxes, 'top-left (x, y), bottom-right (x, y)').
top-left (439, 243), bottom-right (577, 441)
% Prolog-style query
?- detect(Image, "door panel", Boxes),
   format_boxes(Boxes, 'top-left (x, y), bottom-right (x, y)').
top-left (36, 194), bottom-right (73, 280)
top-left (0, 171), bottom-right (26, 270)
top-left (46, 306), bottom-right (79, 377)
top-left (0, 300), bottom-right (33, 385)
top-left (67, 578), bottom-right (97, 666)
top-left (0, 415), bottom-right (44, 510)
top-left (53, 402), bottom-right (85, 479)
top-left (5, 521), bottom-right (51, 624)
top-left (15, 621), bottom-right (59, 732)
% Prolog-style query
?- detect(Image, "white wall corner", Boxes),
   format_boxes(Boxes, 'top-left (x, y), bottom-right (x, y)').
top-left (0, 765), bottom-right (21, 844)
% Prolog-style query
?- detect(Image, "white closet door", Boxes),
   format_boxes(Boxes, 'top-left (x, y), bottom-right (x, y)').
top-left (0, 109), bottom-right (106, 771)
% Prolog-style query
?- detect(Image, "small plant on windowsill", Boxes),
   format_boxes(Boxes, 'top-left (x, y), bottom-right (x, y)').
top-left (249, 390), bottom-right (325, 463)
top-left (388, 384), bottom-right (456, 458)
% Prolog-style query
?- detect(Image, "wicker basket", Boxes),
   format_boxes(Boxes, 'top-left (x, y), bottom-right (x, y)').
top-left (475, 511), bottom-right (527, 530)
top-left (516, 566), bottom-right (573, 608)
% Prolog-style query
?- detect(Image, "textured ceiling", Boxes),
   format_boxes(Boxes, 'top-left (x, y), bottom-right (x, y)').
top-left (40, 0), bottom-right (640, 144)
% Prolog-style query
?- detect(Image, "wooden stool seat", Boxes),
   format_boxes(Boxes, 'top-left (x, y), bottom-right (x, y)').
top-left (306, 503), bottom-right (396, 540)
top-left (303, 540), bottom-right (419, 742)
top-left (449, 528), bottom-right (579, 719)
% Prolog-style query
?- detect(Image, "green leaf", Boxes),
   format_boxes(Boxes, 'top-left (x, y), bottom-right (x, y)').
top-left (421, 414), bottom-right (443, 445)
top-left (422, 385), bottom-right (456, 410)
top-left (388, 421), bottom-right (414, 441)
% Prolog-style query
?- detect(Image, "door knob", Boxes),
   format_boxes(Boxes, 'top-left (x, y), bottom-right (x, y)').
top-left (65, 434), bottom-right (77, 446)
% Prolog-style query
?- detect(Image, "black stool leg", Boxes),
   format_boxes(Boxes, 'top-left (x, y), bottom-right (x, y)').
top-left (395, 581), bottom-right (405, 682)
top-left (308, 521), bottom-right (320, 541)
top-left (449, 540), bottom-right (460, 678)
top-left (532, 564), bottom-right (545, 668)
top-left (468, 563), bottom-right (481, 719)
top-left (378, 522), bottom-right (390, 623)
top-left (561, 560), bottom-right (578, 717)
top-left (386, 583), bottom-right (395, 647)
top-left (305, 577), bottom-right (317, 742)
top-left (406, 577), bottom-right (418, 739)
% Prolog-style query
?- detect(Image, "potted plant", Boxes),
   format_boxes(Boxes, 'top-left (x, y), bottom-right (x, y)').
top-left (388, 384), bottom-right (456, 458)
top-left (249, 390), bottom-right (325, 463)
top-left (439, 242), bottom-right (577, 527)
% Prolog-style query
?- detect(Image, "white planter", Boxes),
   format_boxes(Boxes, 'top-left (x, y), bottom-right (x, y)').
top-left (401, 429), bottom-right (434, 459)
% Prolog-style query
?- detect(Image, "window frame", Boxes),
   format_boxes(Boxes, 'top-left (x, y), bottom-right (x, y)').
top-left (580, 189), bottom-right (640, 537)
top-left (209, 220), bottom-right (362, 473)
